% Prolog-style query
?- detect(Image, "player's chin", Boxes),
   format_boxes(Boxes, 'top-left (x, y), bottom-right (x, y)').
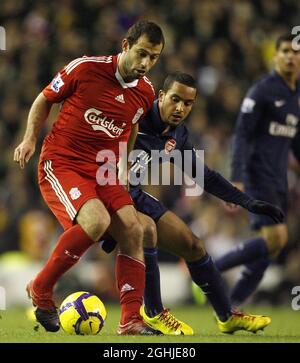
top-left (134, 70), bottom-right (146, 78)
top-left (285, 64), bottom-right (296, 72)
top-left (170, 117), bottom-right (182, 125)
top-left (167, 120), bottom-right (181, 127)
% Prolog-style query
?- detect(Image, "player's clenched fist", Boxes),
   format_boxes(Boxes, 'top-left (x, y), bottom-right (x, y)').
top-left (14, 138), bottom-right (36, 169)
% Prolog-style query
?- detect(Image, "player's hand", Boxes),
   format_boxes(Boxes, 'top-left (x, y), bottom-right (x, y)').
top-left (13, 138), bottom-right (36, 169)
top-left (246, 200), bottom-right (285, 223)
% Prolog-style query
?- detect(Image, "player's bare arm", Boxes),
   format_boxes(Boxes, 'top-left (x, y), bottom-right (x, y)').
top-left (128, 123), bottom-right (139, 154)
top-left (14, 93), bottom-right (53, 169)
top-left (118, 123), bottom-right (139, 188)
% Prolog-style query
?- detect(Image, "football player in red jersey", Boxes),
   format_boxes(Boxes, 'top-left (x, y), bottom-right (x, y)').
top-left (14, 21), bottom-right (164, 335)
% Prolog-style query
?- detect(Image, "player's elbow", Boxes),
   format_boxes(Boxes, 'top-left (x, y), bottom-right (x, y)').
top-left (32, 92), bottom-right (53, 115)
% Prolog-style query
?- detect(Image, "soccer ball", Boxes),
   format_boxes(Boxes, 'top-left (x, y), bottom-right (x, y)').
top-left (59, 291), bottom-right (107, 335)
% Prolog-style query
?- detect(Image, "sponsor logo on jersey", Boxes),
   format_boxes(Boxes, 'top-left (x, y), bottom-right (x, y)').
top-left (241, 97), bottom-right (255, 113)
top-left (69, 187), bottom-right (81, 200)
top-left (84, 108), bottom-right (126, 138)
top-left (50, 73), bottom-right (64, 93)
top-left (115, 94), bottom-right (125, 103)
top-left (165, 139), bottom-right (177, 154)
top-left (269, 114), bottom-right (298, 138)
top-left (132, 107), bottom-right (144, 124)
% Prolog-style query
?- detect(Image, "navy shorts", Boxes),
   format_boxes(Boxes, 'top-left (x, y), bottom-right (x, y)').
top-left (246, 186), bottom-right (288, 230)
top-left (130, 187), bottom-right (168, 222)
top-left (100, 188), bottom-right (168, 253)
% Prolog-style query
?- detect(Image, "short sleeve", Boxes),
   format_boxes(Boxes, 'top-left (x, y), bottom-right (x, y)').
top-left (42, 58), bottom-right (82, 103)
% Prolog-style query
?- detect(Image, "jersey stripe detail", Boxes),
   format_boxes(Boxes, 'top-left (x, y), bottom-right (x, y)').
top-left (141, 190), bottom-right (160, 202)
top-left (65, 56), bottom-right (112, 74)
top-left (143, 76), bottom-right (155, 95)
top-left (44, 160), bottom-right (77, 220)
top-left (65, 56), bottom-right (111, 73)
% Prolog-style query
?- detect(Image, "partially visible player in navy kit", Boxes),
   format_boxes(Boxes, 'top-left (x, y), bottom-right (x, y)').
top-left (215, 34), bottom-right (300, 306)
top-left (102, 72), bottom-right (284, 335)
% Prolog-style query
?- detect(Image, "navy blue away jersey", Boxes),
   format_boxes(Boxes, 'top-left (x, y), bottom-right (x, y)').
top-left (128, 100), bottom-right (255, 209)
top-left (231, 70), bottom-right (300, 193)
top-left (129, 100), bottom-right (197, 186)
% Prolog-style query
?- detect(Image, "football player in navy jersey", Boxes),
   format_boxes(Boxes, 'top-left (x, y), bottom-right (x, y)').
top-left (215, 34), bottom-right (300, 306)
top-left (101, 71), bottom-right (284, 335)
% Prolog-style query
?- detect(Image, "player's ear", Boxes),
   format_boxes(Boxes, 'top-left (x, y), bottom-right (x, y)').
top-left (122, 39), bottom-right (130, 52)
top-left (158, 89), bottom-right (165, 102)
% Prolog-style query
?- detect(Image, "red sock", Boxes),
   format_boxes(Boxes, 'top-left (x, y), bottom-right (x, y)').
top-left (33, 224), bottom-right (95, 295)
top-left (116, 254), bottom-right (145, 325)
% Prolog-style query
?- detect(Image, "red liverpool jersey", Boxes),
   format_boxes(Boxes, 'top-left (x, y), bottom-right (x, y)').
top-left (41, 55), bottom-right (155, 163)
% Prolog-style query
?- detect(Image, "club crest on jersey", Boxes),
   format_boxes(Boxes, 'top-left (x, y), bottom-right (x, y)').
top-left (50, 73), bottom-right (64, 93)
top-left (286, 113), bottom-right (299, 126)
top-left (132, 108), bottom-right (144, 124)
top-left (165, 139), bottom-right (177, 154)
top-left (69, 187), bottom-right (81, 200)
top-left (84, 108), bottom-right (126, 138)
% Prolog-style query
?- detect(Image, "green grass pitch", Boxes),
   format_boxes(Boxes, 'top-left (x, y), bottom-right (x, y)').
top-left (0, 305), bottom-right (299, 343)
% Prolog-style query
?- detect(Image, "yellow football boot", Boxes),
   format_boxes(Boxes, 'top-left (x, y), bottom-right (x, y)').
top-left (140, 305), bottom-right (194, 335)
top-left (216, 310), bottom-right (271, 334)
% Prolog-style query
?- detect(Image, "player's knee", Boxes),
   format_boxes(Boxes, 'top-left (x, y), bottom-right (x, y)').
top-left (264, 226), bottom-right (288, 257)
top-left (124, 221), bottom-right (144, 247)
top-left (184, 236), bottom-right (206, 261)
top-left (241, 259), bottom-right (269, 279)
top-left (132, 222), bottom-right (144, 243)
top-left (78, 209), bottom-right (111, 242)
top-left (143, 219), bottom-right (157, 248)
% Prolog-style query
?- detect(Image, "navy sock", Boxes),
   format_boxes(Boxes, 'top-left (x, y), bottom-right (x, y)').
top-left (186, 254), bottom-right (232, 322)
top-left (144, 247), bottom-right (164, 317)
top-left (215, 237), bottom-right (268, 272)
top-left (230, 257), bottom-right (270, 306)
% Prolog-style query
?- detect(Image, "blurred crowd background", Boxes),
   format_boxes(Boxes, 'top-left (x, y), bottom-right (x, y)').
top-left (1, 0), bottom-right (300, 309)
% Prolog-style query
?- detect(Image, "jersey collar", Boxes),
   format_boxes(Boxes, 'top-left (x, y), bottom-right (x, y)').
top-left (272, 69), bottom-right (300, 93)
top-left (114, 53), bottom-right (139, 89)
